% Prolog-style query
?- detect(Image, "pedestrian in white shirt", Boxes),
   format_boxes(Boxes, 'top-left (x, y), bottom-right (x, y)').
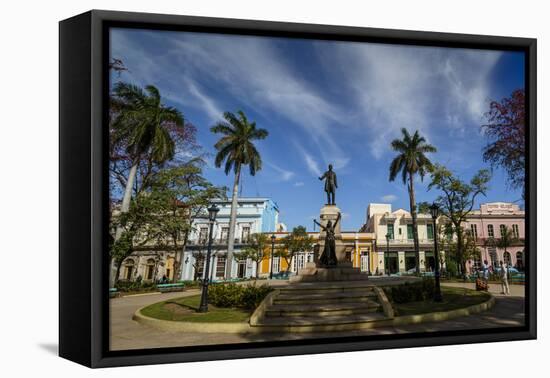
top-left (499, 260), bottom-right (510, 295)
top-left (482, 260), bottom-right (489, 283)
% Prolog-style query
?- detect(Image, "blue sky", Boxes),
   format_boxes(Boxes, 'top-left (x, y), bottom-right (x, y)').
top-left (110, 28), bottom-right (525, 231)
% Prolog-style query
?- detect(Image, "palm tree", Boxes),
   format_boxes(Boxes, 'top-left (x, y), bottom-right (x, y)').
top-left (111, 83), bottom-right (184, 230)
top-left (211, 110), bottom-right (268, 278)
top-left (497, 225), bottom-right (516, 267)
top-left (389, 128), bottom-right (437, 274)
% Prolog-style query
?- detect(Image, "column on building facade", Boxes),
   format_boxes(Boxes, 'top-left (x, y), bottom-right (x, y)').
top-left (377, 251), bottom-right (385, 274)
top-left (418, 251), bottom-right (426, 272)
top-left (398, 251), bottom-right (406, 273)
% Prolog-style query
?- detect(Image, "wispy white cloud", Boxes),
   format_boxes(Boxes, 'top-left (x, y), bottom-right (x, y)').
top-left (265, 161), bottom-right (295, 181)
top-left (166, 33), bottom-right (351, 170)
top-left (322, 42), bottom-right (502, 159)
top-left (184, 79), bottom-right (224, 122)
top-left (294, 182), bottom-right (304, 187)
top-left (381, 194), bottom-right (398, 202)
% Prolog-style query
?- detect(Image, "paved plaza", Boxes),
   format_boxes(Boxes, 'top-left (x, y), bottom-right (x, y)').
top-left (109, 281), bottom-right (525, 351)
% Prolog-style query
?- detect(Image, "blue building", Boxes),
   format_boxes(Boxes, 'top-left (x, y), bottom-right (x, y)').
top-left (181, 197), bottom-right (281, 280)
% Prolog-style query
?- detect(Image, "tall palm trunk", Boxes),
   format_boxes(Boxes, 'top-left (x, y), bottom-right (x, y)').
top-left (225, 163), bottom-right (241, 278)
top-left (408, 172), bottom-right (421, 274)
top-left (114, 162), bottom-right (138, 240)
top-left (111, 162), bottom-right (138, 287)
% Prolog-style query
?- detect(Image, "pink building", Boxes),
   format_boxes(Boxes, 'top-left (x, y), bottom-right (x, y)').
top-left (464, 202), bottom-right (525, 272)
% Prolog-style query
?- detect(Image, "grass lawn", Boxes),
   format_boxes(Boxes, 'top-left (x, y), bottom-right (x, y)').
top-left (140, 295), bottom-right (251, 323)
top-left (393, 287), bottom-right (491, 316)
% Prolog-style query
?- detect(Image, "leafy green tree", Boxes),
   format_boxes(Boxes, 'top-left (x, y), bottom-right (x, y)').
top-left (389, 128), bottom-right (437, 273)
top-left (444, 226), bottom-right (481, 277)
top-left (147, 164), bottom-right (226, 281)
top-left (211, 110), bottom-right (269, 277)
top-left (276, 226), bottom-right (315, 273)
top-left (233, 233), bottom-right (269, 278)
top-left (428, 164), bottom-right (491, 278)
top-left (109, 192), bottom-right (166, 285)
top-left (110, 162), bottom-right (225, 284)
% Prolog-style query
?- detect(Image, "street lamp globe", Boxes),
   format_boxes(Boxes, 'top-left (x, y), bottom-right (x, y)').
top-left (208, 203), bottom-right (220, 222)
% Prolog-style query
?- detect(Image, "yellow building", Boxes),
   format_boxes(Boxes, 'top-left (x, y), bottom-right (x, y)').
top-left (258, 231), bottom-right (376, 276)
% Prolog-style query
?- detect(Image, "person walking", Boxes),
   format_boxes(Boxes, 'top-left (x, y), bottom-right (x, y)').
top-left (499, 260), bottom-right (510, 295)
top-left (482, 260), bottom-right (490, 284)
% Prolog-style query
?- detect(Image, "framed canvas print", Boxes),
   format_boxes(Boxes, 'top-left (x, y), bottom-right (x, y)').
top-left (59, 10), bottom-right (536, 368)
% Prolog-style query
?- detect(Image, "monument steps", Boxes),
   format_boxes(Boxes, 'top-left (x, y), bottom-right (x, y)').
top-left (274, 290), bottom-right (377, 305)
top-left (258, 312), bottom-right (387, 327)
top-left (265, 301), bottom-right (381, 317)
top-left (251, 283), bottom-right (394, 332)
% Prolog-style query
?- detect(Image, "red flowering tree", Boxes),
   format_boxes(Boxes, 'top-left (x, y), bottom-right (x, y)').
top-left (482, 89), bottom-right (526, 198)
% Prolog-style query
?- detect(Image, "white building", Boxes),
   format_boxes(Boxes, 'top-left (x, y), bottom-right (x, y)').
top-left (180, 197), bottom-right (280, 280)
top-left (363, 203), bottom-right (445, 274)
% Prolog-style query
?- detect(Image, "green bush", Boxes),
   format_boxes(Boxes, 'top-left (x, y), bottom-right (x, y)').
top-left (240, 284), bottom-right (274, 309)
top-left (208, 282), bottom-right (273, 309)
top-left (178, 280), bottom-right (201, 288)
top-left (115, 280), bottom-right (156, 292)
top-left (445, 260), bottom-right (459, 278)
top-left (384, 279), bottom-right (435, 304)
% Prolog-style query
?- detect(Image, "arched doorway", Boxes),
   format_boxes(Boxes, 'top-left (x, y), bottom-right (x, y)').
top-left (166, 257), bottom-right (175, 281)
top-left (145, 258), bottom-right (156, 281)
top-left (503, 251), bottom-right (511, 266)
top-left (516, 251), bottom-right (524, 271)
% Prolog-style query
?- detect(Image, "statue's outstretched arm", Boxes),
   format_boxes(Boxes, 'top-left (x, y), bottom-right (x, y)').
top-left (314, 219), bottom-right (326, 230)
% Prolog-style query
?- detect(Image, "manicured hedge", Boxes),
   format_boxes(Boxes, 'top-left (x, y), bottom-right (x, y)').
top-left (208, 282), bottom-right (273, 309)
top-left (383, 279), bottom-right (435, 304)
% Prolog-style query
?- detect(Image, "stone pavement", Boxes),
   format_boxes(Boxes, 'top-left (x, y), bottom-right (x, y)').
top-left (109, 282), bottom-right (525, 351)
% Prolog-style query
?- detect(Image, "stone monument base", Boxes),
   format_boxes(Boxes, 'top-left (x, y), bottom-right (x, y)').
top-left (289, 262), bottom-right (369, 283)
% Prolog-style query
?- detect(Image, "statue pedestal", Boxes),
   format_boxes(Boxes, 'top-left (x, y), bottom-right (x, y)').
top-left (317, 205), bottom-right (346, 263)
top-left (290, 205), bottom-right (368, 283)
top-left (290, 263), bottom-right (368, 282)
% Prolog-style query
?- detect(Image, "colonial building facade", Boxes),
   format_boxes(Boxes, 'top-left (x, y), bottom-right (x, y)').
top-left (463, 202), bottom-right (525, 272)
top-left (256, 231), bottom-right (376, 277)
top-left (114, 199), bottom-right (525, 284)
top-left (362, 203), bottom-right (445, 274)
top-left (180, 197), bottom-right (281, 281)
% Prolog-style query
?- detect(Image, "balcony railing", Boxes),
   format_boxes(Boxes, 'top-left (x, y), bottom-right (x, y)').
top-left (383, 238), bottom-right (434, 245)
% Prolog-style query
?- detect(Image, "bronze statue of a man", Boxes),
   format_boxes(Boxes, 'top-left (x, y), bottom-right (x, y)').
top-left (319, 164), bottom-right (338, 205)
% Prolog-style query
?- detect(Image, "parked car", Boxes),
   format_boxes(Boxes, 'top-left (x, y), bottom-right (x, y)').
top-left (494, 266), bottom-right (519, 274)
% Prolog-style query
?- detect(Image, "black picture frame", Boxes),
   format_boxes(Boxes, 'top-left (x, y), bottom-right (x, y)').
top-left (59, 9), bottom-right (537, 368)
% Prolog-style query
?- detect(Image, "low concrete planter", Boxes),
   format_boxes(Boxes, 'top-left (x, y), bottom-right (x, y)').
top-left (133, 310), bottom-right (255, 333)
top-left (133, 294), bottom-right (495, 334)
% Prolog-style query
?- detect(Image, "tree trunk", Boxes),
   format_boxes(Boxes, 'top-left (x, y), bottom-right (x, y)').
top-left (172, 230), bottom-right (189, 283)
top-left (408, 172), bottom-right (421, 274)
top-left (114, 260), bottom-right (123, 287)
top-left (114, 162), bottom-right (138, 241)
top-left (225, 163), bottom-right (241, 278)
top-left (456, 226), bottom-right (466, 279)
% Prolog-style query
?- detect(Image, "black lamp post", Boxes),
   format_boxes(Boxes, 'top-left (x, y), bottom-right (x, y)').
top-left (430, 203), bottom-right (443, 302)
top-left (269, 234), bottom-right (276, 279)
top-left (198, 203), bottom-right (219, 313)
top-left (385, 233), bottom-right (390, 276)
